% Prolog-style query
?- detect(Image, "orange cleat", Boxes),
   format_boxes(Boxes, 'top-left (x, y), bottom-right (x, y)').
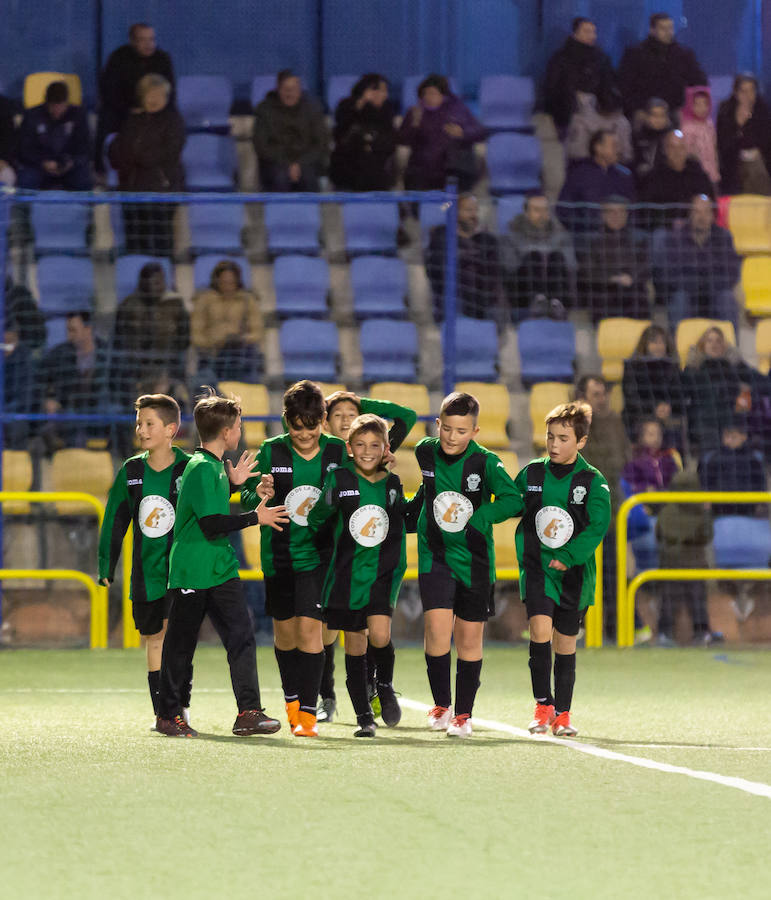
top-left (551, 711), bottom-right (577, 737)
top-left (528, 703), bottom-right (556, 734)
top-left (293, 709), bottom-right (319, 737)
top-left (285, 700), bottom-right (300, 730)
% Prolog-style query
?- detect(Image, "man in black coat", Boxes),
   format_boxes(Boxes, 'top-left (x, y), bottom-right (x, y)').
top-left (641, 129), bottom-right (714, 220)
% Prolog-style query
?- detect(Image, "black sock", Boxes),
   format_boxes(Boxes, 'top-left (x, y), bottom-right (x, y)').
top-left (371, 641), bottom-right (395, 686)
top-left (529, 640), bottom-right (554, 705)
top-left (179, 664), bottom-right (193, 710)
top-left (345, 653), bottom-right (371, 719)
top-left (366, 642), bottom-right (377, 691)
top-left (297, 649), bottom-right (325, 715)
top-left (274, 646), bottom-right (300, 704)
top-left (320, 641), bottom-right (337, 701)
top-left (554, 652), bottom-right (576, 714)
top-left (147, 670), bottom-right (160, 715)
top-left (454, 658), bottom-right (482, 717)
top-left (425, 651), bottom-right (452, 708)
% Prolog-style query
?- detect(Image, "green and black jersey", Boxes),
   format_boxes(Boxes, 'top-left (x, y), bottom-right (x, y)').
top-left (241, 432), bottom-right (347, 576)
top-left (359, 397), bottom-right (417, 451)
top-left (414, 437), bottom-right (521, 588)
top-left (514, 455), bottom-right (611, 610)
top-left (98, 447), bottom-right (190, 603)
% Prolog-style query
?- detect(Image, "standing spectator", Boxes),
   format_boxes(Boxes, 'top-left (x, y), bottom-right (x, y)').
top-left (681, 87), bottom-right (720, 188)
top-left (3, 318), bottom-right (36, 449)
top-left (329, 74), bottom-right (396, 191)
top-left (397, 74), bottom-right (486, 191)
top-left (565, 90), bottom-right (632, 165)
top-left (617, 12), bottom-right (707, 120)
top-left (109, 74), bottom-right (185, 256)
top-left (253, 70), bottom-right (327, 192)
top-left (632, 97), bottom-right (671, 184)
top-left (96, 23), bottom-right (175, 174)
top-left (17, 82), bottom-right (91, 190)
top-left (641, 130), bottom-right (714, 209)
top-left (716, 74), bottom-right (771, 195)
top-left (621, 417), bottom-right (682, 496)
top-left (4, 277), bottom-right (46, 357)
top-left (699, 417), bottom-right (767, 516)
top-left (0, 92), bottom-right (17, 185)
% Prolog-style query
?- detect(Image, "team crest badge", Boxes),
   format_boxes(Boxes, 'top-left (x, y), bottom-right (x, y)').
top-left (572, 485), bottom-right (587, 505)
top-left (285, 485), bottom-right (321, 526)
top-left (433, 491), bottom-right (474, 533)
top-left (388, 488), bottom-right (398, 506)
top-left (175, 476), bottom-right (183, 494)
top-left (326, 462), bottom-right (338, 473)
top-left (138, 495), bottom-right (175, 538)
top-left (466, 473), bottom-right (481, 492)
top-left (535, 506), bottom-right (574, 549)
top-left (349, 505), bottom-right (389, 547)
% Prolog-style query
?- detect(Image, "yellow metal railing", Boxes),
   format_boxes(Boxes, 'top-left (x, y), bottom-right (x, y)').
top-left (616, 491), bottom-right (771, 647)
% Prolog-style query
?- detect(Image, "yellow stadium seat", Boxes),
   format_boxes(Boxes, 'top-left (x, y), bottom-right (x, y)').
top-left (609, 382), bottom-right (624, 414)
top-left (241, 526), bottom-right (261, 571)
top-left (756, 319), bottom-right (771, 374)
top-left (675, 318), bottom-right (736, 366)
top-left (23, 72), bottom-right (83, 108)
top-left (3, 450), bottom-right (33, 514)
top-left (455, 381), bottom-right (510, 448)
top-left (50, 449), bottom-right (114, 515)
top-left (493, 519), bottom-right (520, 572)
top-left (405, 532), bottom-right (419, 572)
top-left (392, 448), bottom-right (422, 494)
top-left (727, 194), bottom-right (771, 254)
top-left (596, 317), bottom-right (651, 382)
top-left (219, 381), bottom-right (269, 449)
top-left (495, 450), bottom-right (520, 478)
top-left (369, 382), bottom-right (430, 448)
top-left (529, 382), bottom-right (571, 450)
top-left (741, 257), bottom-right (771, 317)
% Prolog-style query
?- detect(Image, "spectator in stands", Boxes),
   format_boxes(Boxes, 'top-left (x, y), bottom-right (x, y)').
top-left (565, 89), bottom-right (632, 165)
top-left (716, 74), bottom-right (771, 195)
top-left (253, 70), bottom-right (327, 192)
top-left (4, 318), bottom-right (36, 449)
top-left (641, 130), bottom-right (715, 208)
top-left (0, 92), bottom-right (17, 186)
top-left (425, 193), bottom-right (501, 321)
top-left (398, 74), bottom-right (486, 191)
top-left (578, 196), bottom-right (650, 320)
top-left (329, 74), bottom-right (396, 191)
top-left (96, 22), bottom-right (175, 174)
top-left (621, 417), bottom-right (682, 495)
top-left (17, 82), bottom-right (91, 190)
top-left (191, 259), bottom-right (263, 382)
top-left (4, 277), bottom-right (46, 357)
top-left (109, 74), bottom-right (185, 256)
top-left (652, 194), bottom-right (739, 327)
top-left (681, 87), bottom-right (720, 189)
top-left (632, 97), bottom-right (671, 184)
top-left (617, 12), bottom-right (707, 120)
top-left (699, 416), bottom-right (767, 515)
top-left (499, 191), bottom-right (575, 321)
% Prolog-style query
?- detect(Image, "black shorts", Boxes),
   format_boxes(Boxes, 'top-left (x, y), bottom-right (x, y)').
top-left (419, 563), bottom-right (494, 623)
top-left (132, 593), bottom-right (172, 636)
top-left (325, 602), bottom-right (394, 633)
top-left (524, 594), bottom-right (585, 637)
top-left (265, 566), bottom-right (325, 621)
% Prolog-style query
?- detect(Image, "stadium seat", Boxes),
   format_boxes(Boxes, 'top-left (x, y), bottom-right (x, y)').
top-left (609, 382), bottom-right (624, 414)
top-left (755, 318), bottom-right (771, 374)
top-left (251, 74), bottom-right (277, 106)
top-left (326, 74), bottom-right (359, 112)
top-left (530, 382), bottom-right (571, 450)
top-left (392, 448), bottom-right (422, 494)
top-left (218, 381), bottom-right (269, 448)
top-left (177, 75), bottom-right (233, 129)
top-left (241, 525), bottom-right (261, 570)
top-left (350, 256), bottom-right (407, 318)
top-left (23, 72), bottom-right (82, 107)
top-left (273, 255), bottom-right (329, 317)
top-left (264, 202), bottom-right (321, 255)
top-left (518, 319), bottom-right (575, 384)
top-left (342, 202), bottom-right (399, 255)
top-left (493, 519), bottom-right (519, 571)
top-left (36, 257), bottom-right (93, 316)
top-left (675, 318), bottom-right (735, 365)
top-left (708, 75), bottom-right (734, 114)
top-left (188, 202), bottom-right (244, 254)
top-left (280, 318), bottom-right (339, 382)
top-left (193, 254), bottom-right (251, 290)
top-left (114, 255), bottom-right (173, 300)
top-left (479, 75), bottom-right (534, 129)
top-left (727, 194), bottom-right (771, 254)
top-left (31, 202), bottom-right (90, 255)
top-left (713, 515), bottom-right (771, 568)
top-left (496, 449), bottom-right (520, 476)
top-left (182, 134), bottom-right (236, 190)
top-left (3, 450), bottom-right (33, 514)
top-left (368, 382), bottom-right (430, 447)
top-left (741, 256), bottom-right (771, 317)
top-left (455, 381), bottom-right (510, 448)
top-left (44, 316), bottom-right (68, 349)
top-left (50, 449), bottom-right (115, 515)
top-left (597, 317), bottom-right (651, 382)
top-left (443, 318), bottom-right (498, 382)
top-left (405, 531), bottom-right (419, 571)
top-left (401, 75), bottom-right (460, 112)
top-left (419, 201), bottom-right (448, 248)
top-left (495, 195), bottom-right (526, 234)
top-left (486, 133), bottom-right (542, 194)
top-left (361, 320), bottom-right (418, 382)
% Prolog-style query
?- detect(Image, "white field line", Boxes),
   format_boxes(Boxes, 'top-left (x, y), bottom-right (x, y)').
top-left (400, 698), bottom-right (771, 800)
top-left (0, 687), bottom-right (282, 694)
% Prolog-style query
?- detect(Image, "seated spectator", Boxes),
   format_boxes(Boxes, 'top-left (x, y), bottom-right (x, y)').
top-left (191, 260), bottom-right (264, 382)
top-left (0, 92), bottom-right (17, 186)
top-left (4, 277), bottom-right (46, 357)
top-left (329, 74), bottom-right (396, 191)
top-left (565, 90), bottom-right (632, 165)
top-left (4, 318), bottom-right (36, 449)
top-left (618, 12), bottom-right (707, 120)
top-left (641, 130), bottom-right (714, 211)
top-left (499, 191), bottom-right (575, 321)
top-left (681, 87), bottom-right (720, 189)
top-left (622, 417), bottom-right (682, 495)
top-left (253, 70), bottom-right (327, 192)
top-left (632, 97), bottom-right (671, 184)
top-left (699, 416), bottom-right (767, 516)
top-left (17, 82), bottom-right (91, 190)
top-left (425, 193), bottom-right (501, 321)
top-left (717, 74), bottom-right (771, 196)
top-left (397, 74), bottom-right (486, 191)
top-left (109, 74), bottom-right (185, 256)
top-left (578, 196), bottom-right (650, 321)
top-left (652, 194), bottom-right (739, 327)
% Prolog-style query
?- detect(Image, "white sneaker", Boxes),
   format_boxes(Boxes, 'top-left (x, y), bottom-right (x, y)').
top-left (446, 714), bottom-right (472, 738)
top-left (428, 705), bottom-right (452, 731)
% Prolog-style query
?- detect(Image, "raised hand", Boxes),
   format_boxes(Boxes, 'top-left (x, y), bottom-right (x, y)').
top-left (226, 450), bottom-right (259, 486)
top-left (256, 473), bottom-right (275, 500)
top-left (256, 497), bottom-right (289, 532)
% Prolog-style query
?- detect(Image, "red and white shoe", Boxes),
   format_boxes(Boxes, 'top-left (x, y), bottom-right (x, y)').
top-left (551, 711), bottom-right (577, 737)
top-left (446, 713), bottom-right (472, 738)
top-left (428, 705), bottom-right (452, 731)
top-left (528, 703), bottom-right (556, 734)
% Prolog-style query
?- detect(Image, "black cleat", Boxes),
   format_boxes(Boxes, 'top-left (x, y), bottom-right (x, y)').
top-left (376, 682), bottom-right (402, 727)
top-left (317, 697), bottom-right (336, 723)
top-left (156, 715), bottom-right (198, 738)
top-left (233, 709), bottom-right (281, 736)
top-left (354, 714), bottom-right (377, 738)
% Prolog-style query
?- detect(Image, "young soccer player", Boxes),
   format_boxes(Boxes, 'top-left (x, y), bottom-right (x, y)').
top-left (415, 391), bottom-right (521, 738)
top-left (514, 401), bottom-right (611, 737)
top-left (155, 389), bottom-right (288, 738)
top-left (98, 394), bottom-right (191, 724)
top-left (242, 380), bottom-right (347, 737)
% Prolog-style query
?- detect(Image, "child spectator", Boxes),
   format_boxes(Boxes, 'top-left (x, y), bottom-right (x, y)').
top-left (698, 416), bottom-right (767, 516)
top-left (565, 90), bottom-right (632, 165)
top-left (681, 87), bottom-right (720, 188)
top-left (632, 97), bottom-right (671, 184)
top-left (622, 418), bottom-right (682, 496)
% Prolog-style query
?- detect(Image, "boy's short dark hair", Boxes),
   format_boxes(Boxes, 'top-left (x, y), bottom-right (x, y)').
top-left (635, 416), bottom-right (663, 441)
top-left (67, 309), bottom-right (92, 326)
top-left (325, 390), bottom-right (361, 417)
top-left (440, 391), bottom-right (480, 421)
top-left (194, 386), bottom-right (241, 442)
top-left (646, 96), bottom-right (669, 112)
top-left (545, 401), bottom-right (593, 441)
top-left (45, 81), bottom-right (69, 105)
top-left (650, 12), bottom-right (673, 28)
top-left (348, 413), bottom-right (388, 446)
top-left (574, 374), bottom-right (607, 398)
top-left (418, 74), bottom-right (450, 98)
top-left (572, 16), bottom-right (593, 33)
top-left (284, 380), bottom-right (325, 428)
top-left (135, 393), bottom-right (180, 427)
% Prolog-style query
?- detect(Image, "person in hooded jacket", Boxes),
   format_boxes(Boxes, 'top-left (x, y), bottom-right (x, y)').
top-left (680, 86), bottom-right (720, 189)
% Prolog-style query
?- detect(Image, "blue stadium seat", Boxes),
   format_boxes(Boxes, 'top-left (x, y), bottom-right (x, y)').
top-left (446, 316), bottom-right (498, 381)
top-left (401, 75), bottom-right (460, 112)
top-left (342, 202), bottom-right (399, 255)
top-left (31, 202), bottom-right (90, 255)
top-left (251, 74), bottom-right (277, 107)
top-left (36, 257), bottom-right (93, 315)
top-left (496, 195), bottom-right (526, 233)
top-left (708, 75), bottom-right (733, 114)
top-left (182, 134), bottom-right (236, 190)
top-left (44, 315), bottom-right (69, 349)
top-left (350, 256), bottom-right (407, 318)
top-left (479, 75), bottom-right (535, 129)
top-left (264, 202), bottom-right (321, 255)
top-left (115, 255), bottom-right (174, 300)
top-left (713, 516), bottom-right (771, 568)
top-left (419, 201), bottom-right (448, 248)
top-left (361, 319), bottom-right (418, 382)
top-left (193, 254), bottom-right (251, 290)
top-left (280, 318), bottom-right (339, 382)
top-left (487, 133), bottom-right (542, 194)
top-left (273, 255), bottom-right (329, 317)
top-left (188, 202), bottom-right (244, 253)
top-left (177, 75), bottom-right (233, 129)
top-left (518, 319), bottom-right (575, 384)
top-left (326, 74), bottom-right (359, 112)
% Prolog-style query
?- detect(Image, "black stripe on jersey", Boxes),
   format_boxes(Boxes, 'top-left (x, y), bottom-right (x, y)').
top-left (463, 453), bottom-right (491, 595)
top-left (125, 458), bottom-right (147, 603)
top-left (370, 473), bottom-right (404, 608)
top-left (326, 468), bottom-right (358, 610)
top-left (523, 462), bottom-right (547, 600)
top-left (167, 456), bottom-right (189, 558)
top-left (269, 441), bottom-right (294, 572)
top-left (559, 469), bottom-right (597, 610)
top-left (416, 442), bottom-right (445, 565)
top-left (320, 440), bottom-right (345, 477)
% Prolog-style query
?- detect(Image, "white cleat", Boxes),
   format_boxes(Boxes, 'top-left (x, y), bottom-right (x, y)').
top-left (428, 705), bottom-right (453, 731)
top-left (446, 714), bottom-right (472, 738)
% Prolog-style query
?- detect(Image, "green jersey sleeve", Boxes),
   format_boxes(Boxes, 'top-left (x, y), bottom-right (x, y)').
top-left (468, 451), bottom-right (526, 530)
top-left (190, 464), bottom-right (223, 519)
top-left (552, 475), bottom-right (612, 568)
top-left (98, 464), bottom-right (131, 582)
top-left (306, 471), bottom-right (340, 534)
top-left (360, 397), bottom-right (417, 452)
top-left (241, 443), bottom-right (270, 510)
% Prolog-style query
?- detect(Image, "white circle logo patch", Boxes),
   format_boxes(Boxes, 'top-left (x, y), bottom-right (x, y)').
top-left (535, 506), bottom-right (574, 549)
top-left (433, 491), bottom-right (474, 533)
top-left (285, 485), bottom-right (321, 526)
top-left (138, 495), bottom-right (175, 538)
top-left (349, 504), bottom-right (389, 547)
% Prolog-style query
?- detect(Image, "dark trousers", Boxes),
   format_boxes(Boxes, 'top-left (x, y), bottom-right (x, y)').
top-left (659, 582), bottom-right (709, 637)
top-left (506, 251), bottom-right (571, 321)
top-left (158, 578), bottom-right (261, 718)
top-left (17, 162), bottom-right (93, 191)
top-left (259, 161), bottom-right (319, 192)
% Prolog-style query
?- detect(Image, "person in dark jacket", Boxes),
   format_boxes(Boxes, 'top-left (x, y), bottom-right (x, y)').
top-left (397, 74), bottom-right (486, 191)
top-left (632, 97), bottom-right (671, 184)
top-left (4, 278), bottom-right (46, 357)
top-left (253, 70), bottom-right (327, 191)
top-left (617, 13), bottom-right (707, 119)
top-left (699, 416), bottom-right (767, 516)
top-left (716, 74), bottom-right (771, 196)
top-left (329, 73), bottom-right (396, 191)
top-left (0, 93), bottom-right (17, 185)
top-left (641, 129), bottom-right (714, 211)
top-left (17, 81), bottom-right (91, 190)
top-left (3, 318), bottom-right (36, 449)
